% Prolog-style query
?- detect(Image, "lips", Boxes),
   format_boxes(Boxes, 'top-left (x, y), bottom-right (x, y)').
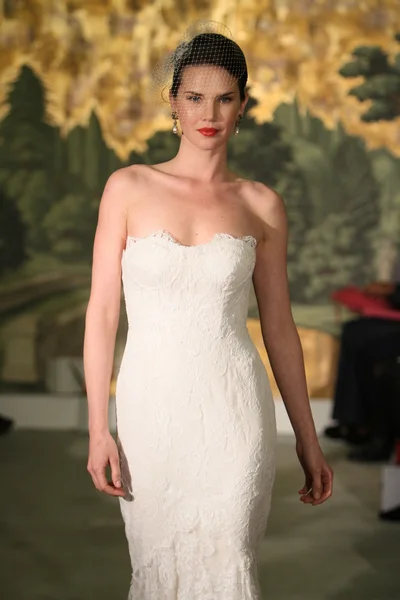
top-left (198, 128), bottom-right (219, 136)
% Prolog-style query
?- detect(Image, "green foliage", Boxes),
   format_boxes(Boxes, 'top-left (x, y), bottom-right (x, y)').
top-left (341, 46), bottom-right (391, 76)
top-left (273, 163), bottom-right (310, 289)
top-left (0, 188), bottom-right (27, 276)
top-left (228, 97), bottom-right (294, 187)
top-left (272, 101), bottom-right (381, 300)
top-left (290, 138), bottom-right (340, 222)
top-left (274, 99), bottom-right (347, 153)
top-left (2, 169), bottom-right (52, 250)
top-left (330, 136), bottom-right (380, 283)
top-left (274, 103), bottom-right (349, 224)
top-left (370, 148), bottom-right (400, 271)
top-left (298, 213), bottom-right (359, 302)
top-left (144, 130), bottom-right (180, 164)
top-left (339, 33), bottom-right (400, 121)
top-left (6, 65), bottom-right (47, 121)
top-left (349, 75), bottom-right (400, 100)
top-left (0, 67), bottom-right (58, 251)
top-left (43, 192), bottom-right (98, 261)
top-left (332, 136), bottom-right (379, 221)
top-left (0, 65), bottom-right (125, 265)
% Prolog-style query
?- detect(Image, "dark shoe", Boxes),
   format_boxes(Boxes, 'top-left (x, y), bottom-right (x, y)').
top-left (347, 437), bottom-right (393, 462)
top-left (0, 415), bottom-right (13, 435)
top-left (379, 506), bottom-right (400, 521)
top-left (346, 429), bottom-right (371, 446)
top-left (324, 424), bottom-right (347, 440)
top-left (324, 424), bottom-right (370, 445)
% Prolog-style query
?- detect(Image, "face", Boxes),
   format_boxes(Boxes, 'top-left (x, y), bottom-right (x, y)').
top-left (170, 65), bottom-right (247, 144)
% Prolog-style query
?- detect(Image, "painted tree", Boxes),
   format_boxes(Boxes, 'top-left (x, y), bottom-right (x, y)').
top-left (0, 188), bottom-right (27, 277)
top-left (0, 66), bottom-right (129, 264)
top-left (0, 66), bottom-right (56, 252)
top-left (298, 135), bottom-right (380, 301)
top-left (339, 33), bottom-right (400, 279)
top-left (339, 33), bottom-right (400, 122)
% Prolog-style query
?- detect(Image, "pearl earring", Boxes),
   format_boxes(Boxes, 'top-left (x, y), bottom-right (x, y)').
top-left (235, 114), bottom-right (243, 135)
top-left (172, 112), bottom-right (178, 135)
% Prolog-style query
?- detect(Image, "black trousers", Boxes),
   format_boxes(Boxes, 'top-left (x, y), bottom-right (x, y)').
top-left (332, 317), bottom-right (400, 427)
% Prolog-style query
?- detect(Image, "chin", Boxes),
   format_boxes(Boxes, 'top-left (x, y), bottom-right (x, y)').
top-left (197, 133), bottom-right (228, 145)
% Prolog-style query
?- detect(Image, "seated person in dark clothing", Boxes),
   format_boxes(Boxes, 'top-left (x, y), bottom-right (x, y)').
top-left (0, 414), bottom-right (13, 435)
top-left (325, 279), bottom-right (400, 461)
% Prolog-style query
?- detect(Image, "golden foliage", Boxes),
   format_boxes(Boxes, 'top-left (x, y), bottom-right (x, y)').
top-left (1, 0), bottom-right (399, 159)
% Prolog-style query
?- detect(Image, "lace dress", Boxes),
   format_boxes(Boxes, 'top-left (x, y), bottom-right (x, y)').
top-left (116, 229), bottom-right (277, 599)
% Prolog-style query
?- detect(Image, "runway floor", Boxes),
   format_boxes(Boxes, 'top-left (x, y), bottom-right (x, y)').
top-left (0, 431), bottom-right (399, 599)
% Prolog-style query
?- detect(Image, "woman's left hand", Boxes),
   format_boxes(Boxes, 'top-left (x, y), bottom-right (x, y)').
top-left (296, 439), bottom-right (333, 506)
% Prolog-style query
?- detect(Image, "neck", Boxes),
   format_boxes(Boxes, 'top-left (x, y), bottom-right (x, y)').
top-left (171, 134), bottom-right (231, 183)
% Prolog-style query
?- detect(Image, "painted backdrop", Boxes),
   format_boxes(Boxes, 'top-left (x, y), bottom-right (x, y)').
top-left (0, 1), bottom-right (399, 395)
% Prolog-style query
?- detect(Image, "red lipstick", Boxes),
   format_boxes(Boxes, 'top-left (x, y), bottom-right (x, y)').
top-left (198, 128), bottom-right (219, 136)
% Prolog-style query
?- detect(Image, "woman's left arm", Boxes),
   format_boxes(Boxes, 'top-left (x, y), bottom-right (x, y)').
top-left (252, 187), bottom-right (333, 505)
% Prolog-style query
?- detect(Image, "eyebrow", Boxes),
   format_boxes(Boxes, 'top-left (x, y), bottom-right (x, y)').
top-left (184, 90), bottom-right (235, 96)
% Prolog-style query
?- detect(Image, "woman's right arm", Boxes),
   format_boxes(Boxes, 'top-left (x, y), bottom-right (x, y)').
top-left (84, 169), bottom-right (130, 496)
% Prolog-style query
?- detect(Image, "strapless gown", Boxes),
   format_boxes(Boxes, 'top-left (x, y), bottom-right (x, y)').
top-left (116, 229), bottom-right (277, 600)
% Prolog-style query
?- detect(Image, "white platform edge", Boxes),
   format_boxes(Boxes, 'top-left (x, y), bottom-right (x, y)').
top-left (0, 394), bottom-right (332, 435)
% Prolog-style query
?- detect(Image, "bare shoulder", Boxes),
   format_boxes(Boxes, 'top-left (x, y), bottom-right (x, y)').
top-left (99, 164), bottom-right (150, 218)
top-left (243, 180), bottom-right (287, 241)
top-left (103, 164), bottom-right (146, 198)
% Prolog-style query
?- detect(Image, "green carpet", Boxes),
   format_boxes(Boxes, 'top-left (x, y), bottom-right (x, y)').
top-left (0, 431), bottom-right (399, 599)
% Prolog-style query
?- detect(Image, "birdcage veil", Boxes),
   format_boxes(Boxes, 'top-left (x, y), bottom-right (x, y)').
top-left (150, 19), bottom-right (248, 113)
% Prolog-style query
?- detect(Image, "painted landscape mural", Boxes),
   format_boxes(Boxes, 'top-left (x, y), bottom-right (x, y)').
top-left (0, 1), bottom-right (399, 396)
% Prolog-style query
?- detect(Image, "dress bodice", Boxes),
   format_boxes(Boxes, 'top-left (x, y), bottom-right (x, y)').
top-left (121, 229), bottom-right (257, 340)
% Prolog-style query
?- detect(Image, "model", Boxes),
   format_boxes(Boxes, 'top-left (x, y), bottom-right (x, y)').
top-left (84, 21), bottom-right (333, 600)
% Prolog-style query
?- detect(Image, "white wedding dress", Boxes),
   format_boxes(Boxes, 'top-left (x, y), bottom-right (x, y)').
top-left (116, 229), bottom-right (277, 600)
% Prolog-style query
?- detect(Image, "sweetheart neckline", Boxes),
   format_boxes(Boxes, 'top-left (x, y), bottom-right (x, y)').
top-left (125, 229), bottom-right (258, 251)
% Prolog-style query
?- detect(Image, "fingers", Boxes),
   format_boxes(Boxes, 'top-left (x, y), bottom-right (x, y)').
top-left (312, 466), bottom-right (333, 506)
top-left (299, 486), bottom-right (314, 504)
top-left (97, 468), bottom-right (125, 497)
top-left (102, 481), bottom-right (125, 497)
top-left (311, 471), bottom-right (323, 502)
top-left (96, 470), bottom-right (125, 497)
top-left (87, 463), bottom-right (125, 497)
top-left (299, 476), bottom-right (313, 503)
top-left (298, 479), bottom-right (311, 494)
top-left (302, 467), bottom-right (333, 506)
top-left (110, 456), bottom-right (122, 490)
top-left (299, 464), bottom-right (334, 506)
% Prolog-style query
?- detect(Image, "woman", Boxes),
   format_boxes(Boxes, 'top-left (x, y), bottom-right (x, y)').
top-left (84, 24), bottom-right (333, 599)
top-left (325, 273), bottom-right (400, 460)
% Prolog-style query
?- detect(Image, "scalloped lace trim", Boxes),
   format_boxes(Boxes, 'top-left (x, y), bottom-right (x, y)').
top-left (126, 229), bottom-right (258, 250)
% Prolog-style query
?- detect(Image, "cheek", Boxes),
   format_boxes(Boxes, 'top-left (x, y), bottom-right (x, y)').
top-left (182, 108), bottom-right (199, 121)
top-left (223, 105), bottom-right (238, 122)
top-left (177, 104), bottom-right (198, 122)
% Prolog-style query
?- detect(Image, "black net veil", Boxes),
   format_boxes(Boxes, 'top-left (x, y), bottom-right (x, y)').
top-left (150, 20), bottom-right (248, 130)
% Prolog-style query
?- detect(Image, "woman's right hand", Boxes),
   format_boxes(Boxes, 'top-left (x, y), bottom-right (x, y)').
top-left (87, 431), bottom-right (125, 497)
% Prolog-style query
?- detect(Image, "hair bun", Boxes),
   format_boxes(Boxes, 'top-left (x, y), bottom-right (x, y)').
top-left (150, 19), bottom-right (248, 107)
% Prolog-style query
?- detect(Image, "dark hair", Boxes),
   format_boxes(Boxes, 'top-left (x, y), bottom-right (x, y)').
top-left (170, 33), bottom-right (248, 101)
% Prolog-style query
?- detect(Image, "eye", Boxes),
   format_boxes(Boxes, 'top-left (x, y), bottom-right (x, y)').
top-left (186, 95), bottom-right (201, 102)
top-left (219, 96), bottom-right (232, 103)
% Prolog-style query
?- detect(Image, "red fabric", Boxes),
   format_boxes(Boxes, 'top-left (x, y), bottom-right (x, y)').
top-left (332, 285), bottom-right (400, 321)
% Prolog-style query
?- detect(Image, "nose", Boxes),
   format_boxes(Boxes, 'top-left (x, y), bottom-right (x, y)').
top-left (201, 99), bottom-right (218, 122)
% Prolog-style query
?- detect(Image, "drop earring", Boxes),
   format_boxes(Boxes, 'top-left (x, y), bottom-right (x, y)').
top-left (235, 114), bottom-right (243, 135)
top-left (172, 111), bottom-right (179, 135)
